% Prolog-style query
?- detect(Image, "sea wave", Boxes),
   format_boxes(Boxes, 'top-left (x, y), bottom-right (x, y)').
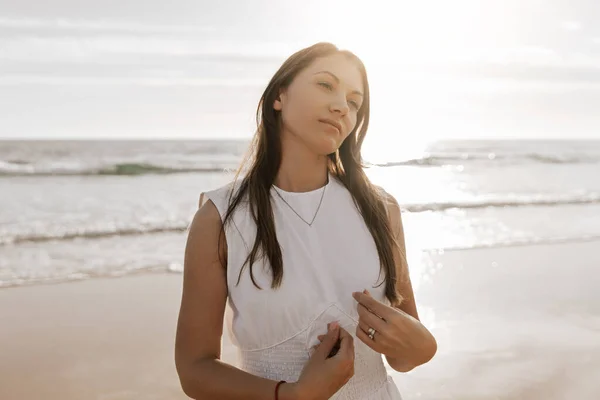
top-left (3, 192), bottom-right (598, 245)
top-left (0, 263), bottom-right (171, 289)
top-left (0, 160), bottom-right (231, 176)
top-left (377, 152), bottom-right (600, 167)
top-left (437, 233), bottom-right (600, 251)
top-left (0, 224), bottom-right (189, 245)
top-left (402, 192), bottom-right (600, 212)
top-left (2, 149), bottom-right (599, 177)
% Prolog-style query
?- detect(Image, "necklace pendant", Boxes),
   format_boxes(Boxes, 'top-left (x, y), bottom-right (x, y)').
top-left (273, 184), bottom-right (327, 227)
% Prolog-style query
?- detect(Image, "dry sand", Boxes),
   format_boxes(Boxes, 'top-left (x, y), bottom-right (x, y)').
top-left (0, 273), bottom-right (189, 400)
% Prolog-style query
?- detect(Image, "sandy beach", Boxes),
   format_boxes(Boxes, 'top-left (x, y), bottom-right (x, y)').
top-left (393, 239), bottom-right (600, 399)
top-left (1, 240), bottom-right (599, 399)
top-left (0, 273), bottom-right (189, 400)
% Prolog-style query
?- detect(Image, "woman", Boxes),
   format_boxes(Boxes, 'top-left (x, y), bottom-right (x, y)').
top-left (175, 42), bottom-right (437, 400)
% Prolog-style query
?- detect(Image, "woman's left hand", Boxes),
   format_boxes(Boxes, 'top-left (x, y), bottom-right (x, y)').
top-left (353, 289), bottom-right (431, 360)
top-left (318, 289), bottom-right (430, 360)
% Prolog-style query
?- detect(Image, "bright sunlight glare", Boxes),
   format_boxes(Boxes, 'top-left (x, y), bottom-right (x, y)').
top-left (293, 1), bottom-right (530, 159)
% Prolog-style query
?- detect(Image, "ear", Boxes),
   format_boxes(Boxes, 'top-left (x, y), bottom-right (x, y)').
top-left (273, 89), bottom-right (285, 111)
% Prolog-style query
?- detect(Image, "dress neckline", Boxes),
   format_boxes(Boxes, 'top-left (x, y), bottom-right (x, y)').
top-left (271, 173), bottom-right (333, 197)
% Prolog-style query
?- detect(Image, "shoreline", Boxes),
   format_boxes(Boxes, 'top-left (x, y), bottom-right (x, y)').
top-left (2, 235), bottom-right (600, 292)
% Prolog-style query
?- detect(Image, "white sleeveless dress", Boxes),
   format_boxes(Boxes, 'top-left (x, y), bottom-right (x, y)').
top-left (201, 173), bottom-right (403, 399)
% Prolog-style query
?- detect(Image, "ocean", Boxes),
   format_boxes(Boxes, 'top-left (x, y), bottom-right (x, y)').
top-left (1, 139), bottom-right (599, 289)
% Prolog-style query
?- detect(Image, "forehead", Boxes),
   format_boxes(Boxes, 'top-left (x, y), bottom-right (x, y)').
top-left (301, 54), bottom-right (364, 92)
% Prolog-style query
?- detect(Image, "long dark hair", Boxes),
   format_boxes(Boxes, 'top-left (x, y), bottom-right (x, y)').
top-left (220, 42), bottom-right (405, 306)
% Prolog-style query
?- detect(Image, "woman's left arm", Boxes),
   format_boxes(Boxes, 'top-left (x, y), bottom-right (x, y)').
top-left (353, 193), bottom-right (437, 373)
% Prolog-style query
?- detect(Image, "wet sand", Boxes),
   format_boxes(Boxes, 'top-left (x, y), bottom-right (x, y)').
top-left (393, 239), bottom-right (600, 399)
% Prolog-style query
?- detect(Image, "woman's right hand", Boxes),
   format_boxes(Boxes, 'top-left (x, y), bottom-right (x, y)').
top-left (292, 322), bottom-right (355, 400)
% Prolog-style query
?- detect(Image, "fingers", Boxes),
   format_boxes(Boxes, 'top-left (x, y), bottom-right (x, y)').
top-left (355, 324), bottom-right (384, 353)
top-left (356, 319), bottom-right (371, 337)
top-left (318, 328), bottom-right (354, 357)
top-left (312, 322), bottom-right (340, 359)
top-left (352, 291), bottom-right (390, 321)
top-left (316, 324), bottom-right (382, 360)
top-left (319, 322), bottom-right (378, 342)
top-left (357, 302), bottom-right (387, 333)
top-left (337, 326), bottom-right (355, 358)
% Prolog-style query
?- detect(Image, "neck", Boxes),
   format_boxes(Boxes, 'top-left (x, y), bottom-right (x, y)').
top-left (275, 133), bottom-right (329, 193)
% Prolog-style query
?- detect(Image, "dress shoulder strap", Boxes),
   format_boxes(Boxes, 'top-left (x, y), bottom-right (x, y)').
top-left (199, 181), bottom-right (241, 221)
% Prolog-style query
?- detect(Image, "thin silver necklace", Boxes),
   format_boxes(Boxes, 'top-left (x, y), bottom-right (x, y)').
top-left (272, 179), bottom-right (327, 227)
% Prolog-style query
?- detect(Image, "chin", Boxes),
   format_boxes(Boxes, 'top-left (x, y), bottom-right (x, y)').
top-left (310, 134), bottom-right (342, 155)
top-left (313, 141), bottom-right (340, 156)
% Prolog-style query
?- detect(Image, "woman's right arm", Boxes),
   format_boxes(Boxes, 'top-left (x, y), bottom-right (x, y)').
top-left (175, 199), bottom-right (354, 400)
top-left (175, 199), bottom-right (297, 399)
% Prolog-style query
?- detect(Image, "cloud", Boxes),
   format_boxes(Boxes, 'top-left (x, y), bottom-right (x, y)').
top-left (2, 17), bottom-right (600, 91)
top-left (0, 34), bottom-right (295, 64)
top-left (561, 20), bottom-right (583, 31)
top-left (0, 75), bottom-right (265, 87)
top-left (488, 46), bottom-right (558, 65)
top-left (0, 16), bottom-right (214, 34)
top-left (0, 35), bottom-right (201, 61)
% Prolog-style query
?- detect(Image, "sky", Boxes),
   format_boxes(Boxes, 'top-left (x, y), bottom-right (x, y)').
top-left (1, 0), bottom-right (600, 143)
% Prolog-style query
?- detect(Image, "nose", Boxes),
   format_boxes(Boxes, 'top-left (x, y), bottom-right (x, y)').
top-left (330, 97), bottom-right (349, 116)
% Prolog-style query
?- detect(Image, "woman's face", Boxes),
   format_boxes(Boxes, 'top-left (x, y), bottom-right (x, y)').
top-left (274, 53), bottom-right (365, 155)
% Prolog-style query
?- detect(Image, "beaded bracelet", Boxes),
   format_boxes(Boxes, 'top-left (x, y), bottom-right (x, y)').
top-left (274, 380), bottom-right (286, 400)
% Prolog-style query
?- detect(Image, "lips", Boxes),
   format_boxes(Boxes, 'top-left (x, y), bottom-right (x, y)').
top-left (319, 119), bottom-right (342, 134)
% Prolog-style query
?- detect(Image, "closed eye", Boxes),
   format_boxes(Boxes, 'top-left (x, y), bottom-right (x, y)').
top-left (319, 81), bottom-right (361, 110)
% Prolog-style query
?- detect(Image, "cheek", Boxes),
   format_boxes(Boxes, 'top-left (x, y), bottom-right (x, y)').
top-left (282, 97), bottom-right (318, 133)
top-left (345, 115), bottom-right (359, 136)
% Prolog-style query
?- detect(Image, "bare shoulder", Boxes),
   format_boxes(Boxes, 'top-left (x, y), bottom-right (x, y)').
top-left (185, 195), bottom-right (227, 266)
top-left (191, 195), bottom-right (224, 237)
top-left (376, 186), bottom-right (403, 240)
top-left (175, 196), bottom-right (228, 374)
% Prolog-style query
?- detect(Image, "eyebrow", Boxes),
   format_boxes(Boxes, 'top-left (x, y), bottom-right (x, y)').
top-left (313, 70), bottom-right (364, 97)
